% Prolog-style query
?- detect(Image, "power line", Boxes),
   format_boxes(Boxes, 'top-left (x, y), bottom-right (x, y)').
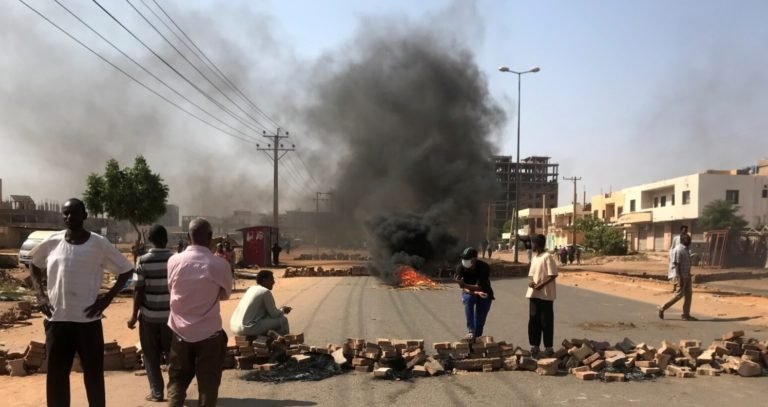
top-left (16, 0), bottom-right (255, 145)
top-left (147, 0), bottom-right (282, 130)
top-left (123, 0), bottom-right (274, 133)
top-left (283, 155), bottom-right (314, 190)
top-left (52, 0), bottom-right (257, 143)
top-left (294, 149), bottom-right (321, 188)
top-left (91, 0), bottom-right (268, 135)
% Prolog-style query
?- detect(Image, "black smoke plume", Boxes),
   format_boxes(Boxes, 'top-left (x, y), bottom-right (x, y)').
top-left (304, 24), bottom-right (505, 281)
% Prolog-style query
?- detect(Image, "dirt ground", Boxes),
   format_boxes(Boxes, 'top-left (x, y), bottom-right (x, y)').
top-left (1, 251), bottom-right (767, 406)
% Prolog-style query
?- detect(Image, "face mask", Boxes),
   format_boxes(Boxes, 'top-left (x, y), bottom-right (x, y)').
top-left (461, 259), bottom-right (473, 268)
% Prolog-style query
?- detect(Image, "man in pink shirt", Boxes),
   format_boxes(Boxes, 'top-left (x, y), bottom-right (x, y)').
top-left (167, 218), bottom-right (232, 406)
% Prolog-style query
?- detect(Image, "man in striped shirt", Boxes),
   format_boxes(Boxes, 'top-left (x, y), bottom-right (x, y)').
top-left (127, 225), bottom-right (173, 402)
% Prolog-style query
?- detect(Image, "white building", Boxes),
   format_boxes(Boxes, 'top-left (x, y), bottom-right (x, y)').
top-left (614, 169), bottom-right (768, 251)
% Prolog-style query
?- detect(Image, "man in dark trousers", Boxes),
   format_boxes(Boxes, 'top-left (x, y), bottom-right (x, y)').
top-left (271, 242), bottom-right (282, 266)
top-left (29, 198), bottom-right (134, 407)
top-left (127, 225), bottom-right (174, 402)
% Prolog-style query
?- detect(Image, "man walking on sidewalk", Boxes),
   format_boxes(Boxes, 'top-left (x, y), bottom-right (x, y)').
top-left (167, 218), bottom-right (233, 406)
top-left (127, 224), bottom-right (173, 403)
top-left (658, 234), bottom-right (697, 321)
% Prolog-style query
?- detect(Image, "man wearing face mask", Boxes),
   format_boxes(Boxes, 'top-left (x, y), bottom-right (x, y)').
top-left (454, 247), bottom-right (494, 340)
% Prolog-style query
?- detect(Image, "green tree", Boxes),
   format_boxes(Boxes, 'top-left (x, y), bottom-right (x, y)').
top-left (572, 216), bottom-right (627, 255)
top-left (83, 156), bottom-right (169, 239)
top-left (697, 199), bottom-right (748, 231)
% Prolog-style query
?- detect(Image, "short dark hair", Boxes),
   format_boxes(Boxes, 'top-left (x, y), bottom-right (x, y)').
top-left (680, 225), bottom-right (688, 231)
top-left (148, 224), bottom-right (168, 245)
top-left (256, 270), bottom-right (274, 284)
top-left (532, 234), bottom-right (546, 251)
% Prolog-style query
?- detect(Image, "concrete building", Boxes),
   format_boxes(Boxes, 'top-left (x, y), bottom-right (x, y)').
top-left (158, 204), bottom-right (180, 228)
top-left (492, 155), bottom-right (559, 237)
top-left (518, 208), bottom-right (548, 236)
top-left (610, 169), bottom-right (768, 252)
top-left (547, 203), bottom-right (589, 248)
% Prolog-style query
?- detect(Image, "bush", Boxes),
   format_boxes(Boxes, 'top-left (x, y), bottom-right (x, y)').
top-left (572, 217), bottom-right (628, 255)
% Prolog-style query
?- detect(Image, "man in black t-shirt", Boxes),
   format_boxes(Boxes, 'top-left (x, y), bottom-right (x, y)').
top-left (454, 247), bottom-right (495, 340)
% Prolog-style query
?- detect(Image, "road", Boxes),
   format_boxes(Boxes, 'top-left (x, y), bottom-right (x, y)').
top-left (2, 275), bottom-right (765, 406)
top-left (211, 276), bottom-right (766, 407)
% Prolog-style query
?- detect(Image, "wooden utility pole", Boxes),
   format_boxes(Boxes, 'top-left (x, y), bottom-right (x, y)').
top-left (486, 202), bottom-right (491, 242)
top-left (563, 176), bottom-right (582, 245)
top-left (257, 128), bottom-right (294, 233)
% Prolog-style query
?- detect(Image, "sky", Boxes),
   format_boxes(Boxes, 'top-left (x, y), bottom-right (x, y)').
top-left (1, 0), bottom-right (767, 215)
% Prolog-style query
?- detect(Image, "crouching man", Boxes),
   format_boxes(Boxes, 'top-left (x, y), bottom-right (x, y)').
top-left (230, 270), bottom-right (292, 337)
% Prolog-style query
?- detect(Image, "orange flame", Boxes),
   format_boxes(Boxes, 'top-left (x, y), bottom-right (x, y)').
top-left (397, 265), bottom-right (438, 288)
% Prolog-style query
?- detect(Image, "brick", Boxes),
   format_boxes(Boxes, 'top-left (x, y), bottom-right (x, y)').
top-left (570, 365), bottom-right (590, 374)
top-left (406, 354), bottom-right (427, 369)
top-left (411, 365), bottom-right (429, 377)
top-left (352, 358), bottom-right (374, 367)
top-left (696, 349), bottom-right (715, 366)
top-left (655, 353), bottom-right (672, 370)
top-left (616, 337), bottom-right (636, 353)
top-left (424, 359), bottom-right (445, 376)
top-left (592, 341), bottom-right (611, 352)
top-left (737, 360), bottom-right (762, 377)
top-left (482, 364), bottom-right (494, 373)
top-left (355, 365), bottom-right (373, 373)
top-left (235, 356), bottom-right (253, 370)
top-left (722, 331), bottom-right (745, 341)
top-left (583, 353), bottom-right (602, 365)
top-left (332, 348), bottom-right (347, 366)
top-left (569, 344), bottom-right (594, 362)
top-left (590, 359), bottom-right (606, 370)
top-left (679, 339), bottom-right (701, 348)
top-left (536, 358), bottom-right (558, 376)
top-left (639, 367), bottom-right (661, 375)
top-left (696, 366), bottom-right (719, 376)
top-left (292, 355), bottom-right (311, 364)
top-left (374, 367), bottom-right (392, 378)
top-left (635, 360), bottom-right (657, 368)
top-left (606, 355), bottom-right (626, 368)
top-left (742, 350), bottom-right (761, 363)
top-left (8, 359), bottom-right (26, 377)
top-left (257, 363), bottom-right (277, 371)
top-left (433, 342), bottom-right (451, 350)
top-left (604, 372), bottom-right (625, 382)
top-left (575, 371), bottom-right (597, 380)
top-left (552, 347), bottom-right (568, 359)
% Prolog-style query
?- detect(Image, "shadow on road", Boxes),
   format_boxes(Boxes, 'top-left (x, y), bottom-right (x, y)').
top-left (696, 315), bottom-right (762, 323)
top-left (191, 399), bottom-right (317, 406)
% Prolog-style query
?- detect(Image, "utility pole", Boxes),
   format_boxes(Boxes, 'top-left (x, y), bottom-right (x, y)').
top-left (563, 176), bottom-right (582, 246)
top-left (256, 128), bottom-right (294, 233)
top-left (542, 193), bottom-right (547, 236)
top-left (313, 192), bottom-right (333, 258)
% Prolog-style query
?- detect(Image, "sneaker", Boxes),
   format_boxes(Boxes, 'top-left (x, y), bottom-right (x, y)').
top-left (464, 332), bottom-right (474, 341)
top-left (681, 315), bottom-right (698, 321)
top-left (530, 346), bottom-right (541, 357)
top-left (543, 348), bottom-right (554, 357)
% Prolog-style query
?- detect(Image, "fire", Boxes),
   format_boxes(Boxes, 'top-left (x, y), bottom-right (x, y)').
top-left (396, 265), bottom-right (438, 289)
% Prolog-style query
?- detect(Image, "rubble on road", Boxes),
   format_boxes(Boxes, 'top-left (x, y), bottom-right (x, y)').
top-left (284, 266), bottom-right (369, 278)
top-left (293, 253), bottom-right (371, 261)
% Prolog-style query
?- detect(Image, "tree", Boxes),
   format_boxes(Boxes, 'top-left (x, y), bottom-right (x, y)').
top-left (572, 216), bottom-right (627, 255)
top-left (697, 199), bottom-right (748, 231)
top-left (83, 156), bottom-right (169, 239)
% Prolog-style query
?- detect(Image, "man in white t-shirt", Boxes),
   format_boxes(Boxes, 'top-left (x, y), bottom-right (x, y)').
top-left (29, 198), bottom-right (134, 407)
top-left (525, 234), bottom-right (559, 357)
top-left (230, 270), bottom-right (292, 337)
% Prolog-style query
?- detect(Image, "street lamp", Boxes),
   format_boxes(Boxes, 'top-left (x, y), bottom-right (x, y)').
top-left (499, 65), bottom-right (540, 263)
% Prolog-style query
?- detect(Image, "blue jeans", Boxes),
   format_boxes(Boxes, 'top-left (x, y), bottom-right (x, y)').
top-left (462, 292), bottom-right (492, 336)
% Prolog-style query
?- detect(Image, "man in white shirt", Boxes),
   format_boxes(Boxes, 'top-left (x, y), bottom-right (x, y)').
top-left (230, 270), bottom-right (292, 337)
top-left (29, 198), bottom-right (134, 407)
top-left (525, 234), bottom-right (559, 357)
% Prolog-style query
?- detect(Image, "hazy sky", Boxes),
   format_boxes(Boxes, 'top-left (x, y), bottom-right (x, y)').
top-left (1, 0), bottom-right (767, 215)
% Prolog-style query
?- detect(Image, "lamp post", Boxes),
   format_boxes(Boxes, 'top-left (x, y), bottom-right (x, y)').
top-left (499, 65), bottom-right (540, 263)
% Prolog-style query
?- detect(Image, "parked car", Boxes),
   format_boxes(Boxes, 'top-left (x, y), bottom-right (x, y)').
top-left (18, 230), bottom-right (58, 267)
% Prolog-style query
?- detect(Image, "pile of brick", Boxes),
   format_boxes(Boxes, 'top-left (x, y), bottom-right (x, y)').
top-left (229, 332), bottom-right (308, 371)
top-left (293, 253), bottom-right (371, 261)
top-left (506, 330), bottom-right (767, 382)
top-left (4, 339), bottom-right (143, 376)
top-left (284, 266), bottom-right (369, 278)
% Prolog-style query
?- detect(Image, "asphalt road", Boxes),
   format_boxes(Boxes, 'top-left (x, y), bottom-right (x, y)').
top-left (203, 276), bottom-right (767, 407)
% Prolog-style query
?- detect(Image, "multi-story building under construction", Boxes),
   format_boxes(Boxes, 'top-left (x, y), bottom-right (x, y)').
top-left (491, 156), bottom-right (559, 237)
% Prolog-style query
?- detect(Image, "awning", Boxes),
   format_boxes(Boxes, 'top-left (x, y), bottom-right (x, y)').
top-left (617, 211), bottom-right (652, 224)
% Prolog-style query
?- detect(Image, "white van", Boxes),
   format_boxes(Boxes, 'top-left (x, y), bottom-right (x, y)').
top-left (18, 230), bottom-right (58, 267)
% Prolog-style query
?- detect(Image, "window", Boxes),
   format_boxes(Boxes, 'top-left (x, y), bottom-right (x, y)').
top-left (593, 210), bottom-right (598, 217)
top-left (763, 188), bottom-right (767, 198)
top-left (617, 206), bottom-right (623, 216)
top-left (660, 196), bottom-right (666, 207)
top-left (653, 197), bottom-right (659, 208)
top-left (536, 218), bottom-right (542, 228)
top-left (671, 194), bottom-right (675, 206)
top-left (726, 190), bottom-right (740, 204)
top-left (682, 190), bottom-right (691, 205)
top-left (630, 200), bottom-right (636, 212)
